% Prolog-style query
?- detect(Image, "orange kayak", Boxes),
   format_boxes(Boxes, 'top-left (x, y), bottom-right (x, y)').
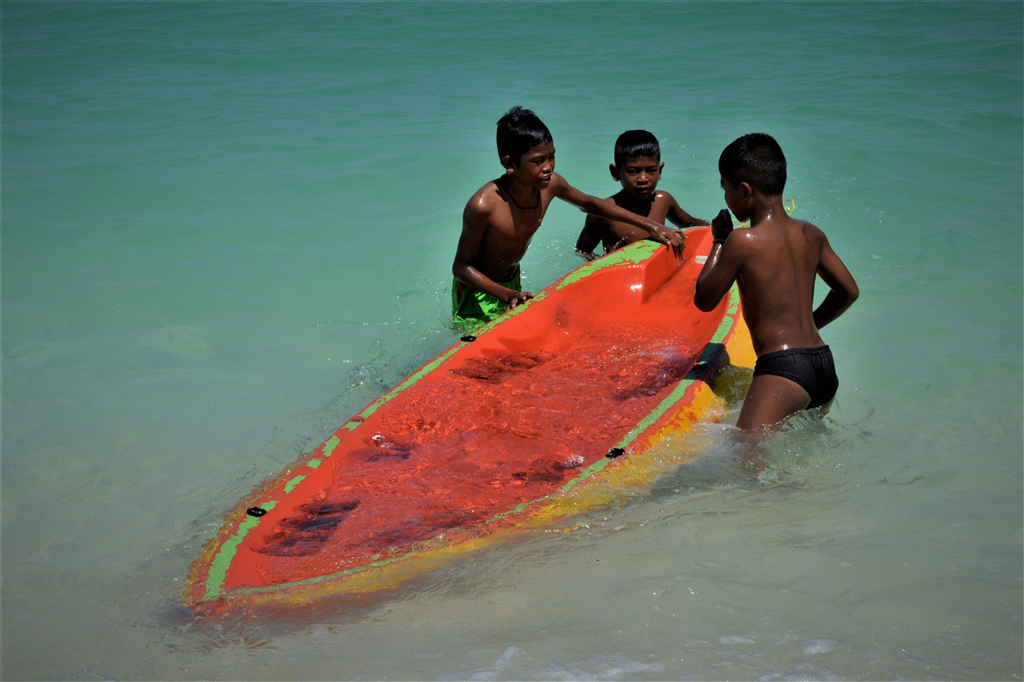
top-left (185, 227), bottom-right (754, 611)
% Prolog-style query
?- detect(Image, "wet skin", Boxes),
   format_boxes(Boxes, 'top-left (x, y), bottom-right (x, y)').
top-left (576, 155), bottom-right (708, 260)
top-left (453, 144), bottom-right (687, 309)
top-left (694, 177), bottom-right (859, 430)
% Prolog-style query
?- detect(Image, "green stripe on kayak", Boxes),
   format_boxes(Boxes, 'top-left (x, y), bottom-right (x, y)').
top-left (217, 536), bottom-right (451, 597)
top-left (204, 501), bottom-right (278, 600)
top-left (321, 435), bottom-right (341, 456)
top-left (554, 241), bottom-right (659, 291)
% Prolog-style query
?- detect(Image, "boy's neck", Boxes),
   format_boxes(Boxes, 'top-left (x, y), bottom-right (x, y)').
top-left (502, 174), bottom-right (539, 208)
top-left (748, 194), bottom-right (788, 227)
top-left (615, 191), bottom-right (654, 217)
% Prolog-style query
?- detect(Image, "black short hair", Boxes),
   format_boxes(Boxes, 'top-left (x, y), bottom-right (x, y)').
top-left (496, 106), bottom-right (553, 166)
top-left (614, 130), bottom-right (661, 167)
top-left (718, 133), bottom-right (787, 196)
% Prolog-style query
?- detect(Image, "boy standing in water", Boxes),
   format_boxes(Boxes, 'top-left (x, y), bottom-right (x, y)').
top-left (576, 130), bottom-right (709, 260)
top-left (694, 133), bottom-right (859, 431)
top-left (452, 107), bottom-right (686, 327)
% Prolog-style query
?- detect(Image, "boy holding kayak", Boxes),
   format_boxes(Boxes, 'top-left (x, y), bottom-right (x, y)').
top-left (452, 107), bottom-right (686, 327)
top-left (576, 129), bottom-right (709, 260)
top-left (694, 133), bottom-right (859, 431)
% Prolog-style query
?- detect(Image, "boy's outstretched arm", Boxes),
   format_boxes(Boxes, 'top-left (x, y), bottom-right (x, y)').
top-left (812, 233), bottom-right (859, 329)
top-left (452, 199), bottom-right (533, 308)
top-left (694, 210), bottom-right (742, 312)
top-left (664, 193), bottom-right (710, 229)
top-left (551, 174), bottom-right (686, 256)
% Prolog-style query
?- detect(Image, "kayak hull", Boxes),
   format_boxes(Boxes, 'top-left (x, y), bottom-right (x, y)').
top-left (185, 228), bottom-right (755, 612)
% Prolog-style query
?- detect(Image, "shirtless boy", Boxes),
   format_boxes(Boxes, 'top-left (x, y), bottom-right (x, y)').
top-left (576, 130), bottom-right (708, 260)
top-left (694, 133), bottom-right (859, 431)
top-left (452, 108), bottom-right (686, 327)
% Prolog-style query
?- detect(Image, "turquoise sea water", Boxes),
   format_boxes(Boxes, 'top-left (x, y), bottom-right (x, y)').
top-left (3, 2), bottom-right (1021, 680)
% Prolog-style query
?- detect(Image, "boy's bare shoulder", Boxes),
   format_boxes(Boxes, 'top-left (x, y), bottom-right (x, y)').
top-left (792, 217), bottom-right (828, 244)
top-left (768, 217), bottom-right (831, 258)
top-left (729, 225), bottom-right (759, 253)
top-left (752, 216), bottom-right (826, 241)
top-left (464, 179), bottom-right (502, 217)
top-left (793, 216), bottom-right (821, 230)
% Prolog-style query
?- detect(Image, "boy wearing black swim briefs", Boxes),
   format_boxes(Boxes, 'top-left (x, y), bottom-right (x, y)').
top-left (452, 107), bottom-right (686, 328)
top-left (694, 133), bottom-right (859, 431)
top-left (575, 129), bottom-right (708, 260)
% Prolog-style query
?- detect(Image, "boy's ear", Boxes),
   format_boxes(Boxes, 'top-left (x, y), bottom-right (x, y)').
top-left (609, 164), bottom-right (620, 181)
top-left (501, 154), bottom-right (516, 172)
top-left (659, 162), bottom-right (665, 174)
top-left (738, 181), bottom-right (754, 199)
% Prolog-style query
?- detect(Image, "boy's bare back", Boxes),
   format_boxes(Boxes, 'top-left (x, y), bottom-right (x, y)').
top-left (694, 134), bottom-right (858, 431)
top-left (700, 211), bottom-right (850, 356)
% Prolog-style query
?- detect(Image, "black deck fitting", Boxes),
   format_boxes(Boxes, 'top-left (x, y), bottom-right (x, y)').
top-left (606, 448), bottom-right (625, 459)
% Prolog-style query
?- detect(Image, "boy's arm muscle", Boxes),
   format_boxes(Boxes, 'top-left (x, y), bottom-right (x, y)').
top-left (694, 239), bottom-right (744, 311)
top-left (453, 196), bottom-right (532, 305)
top-left (575, 214), bottom-right (604, 260)
top-left (694, 210), bottom-right (742, 312)
top-left (812, 232), bottom-right (859, 329)
top-left (664, 193), bottom-right (709, 228)
top-left (551, 174), bottom-right (686, 255)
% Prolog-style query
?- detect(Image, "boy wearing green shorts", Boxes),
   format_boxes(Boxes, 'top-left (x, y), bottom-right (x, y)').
top-left (452, 107), bottom-right (686, 328)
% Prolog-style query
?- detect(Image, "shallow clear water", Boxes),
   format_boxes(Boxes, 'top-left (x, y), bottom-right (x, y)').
top-left (3, 2), bottom-right (1021, 680)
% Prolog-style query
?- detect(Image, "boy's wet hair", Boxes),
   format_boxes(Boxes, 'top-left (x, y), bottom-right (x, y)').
top-left (719, 133), bottom-right (787, 196)
top-left (614, 130), bottom-right (661, 167)
top-left (496, 106), bottom-right (553, 166)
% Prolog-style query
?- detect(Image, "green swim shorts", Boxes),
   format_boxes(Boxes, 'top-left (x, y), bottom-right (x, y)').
top-left (451, 271), bottom-right (522, 327)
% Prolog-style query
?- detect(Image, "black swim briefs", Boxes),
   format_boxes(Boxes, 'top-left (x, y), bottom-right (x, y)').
top-left (753, 345), bottom-right (839, 409)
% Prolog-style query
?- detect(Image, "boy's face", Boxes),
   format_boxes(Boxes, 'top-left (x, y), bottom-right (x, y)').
top-left (507, 143), bottom-right (556, 190)
top-left (611, 155), bottom-right (663, 201)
